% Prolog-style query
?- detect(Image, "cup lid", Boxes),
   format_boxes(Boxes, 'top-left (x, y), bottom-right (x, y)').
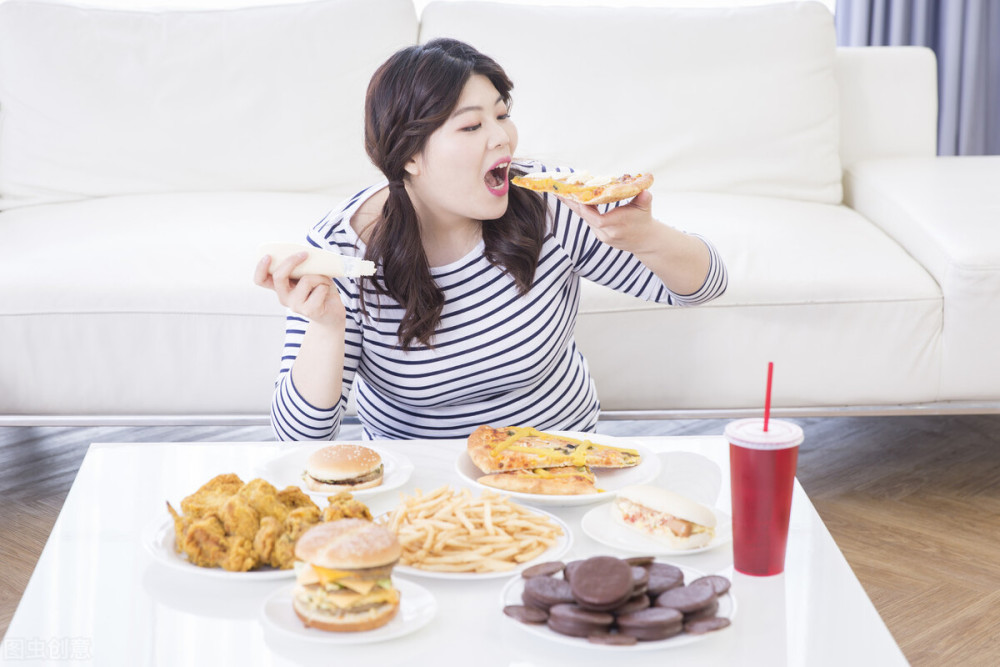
top-left (725, 418), bottom-right (803, 449)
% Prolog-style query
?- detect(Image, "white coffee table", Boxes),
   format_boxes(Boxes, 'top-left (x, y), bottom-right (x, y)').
top-left (1, 436), bottom-right (908, 666)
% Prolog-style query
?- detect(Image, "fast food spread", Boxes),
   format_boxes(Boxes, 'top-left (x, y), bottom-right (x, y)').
top-left (503, 555), bottom-right (732, 644)
top-left (292, 519), bottom-right (402, 632)
top-left (511, 170), bottom-right (654, 205)
top-left (152, 429), bottom-right (735, 646)
top-left (378, 485), bottom-right (564, 574)
top-left (612, 485), bottom-right (717, 550)
top-left (165, 474), bottom-right (371, 572)
top-left (467, 425), bottom-right (641, 496)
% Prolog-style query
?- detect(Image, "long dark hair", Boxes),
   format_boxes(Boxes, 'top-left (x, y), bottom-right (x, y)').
top-left (362, 38), bottom-right (547, 350)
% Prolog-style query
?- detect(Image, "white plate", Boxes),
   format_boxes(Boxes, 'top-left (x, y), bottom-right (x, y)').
top-left (142, 517), bottom-right (293, 580)
top-left (499, 563), bottom-right (736, 651)
top-left (455, 433), bottom-right (661, 507)
top-left (257, 444), bottom-right (414, 499)
top-left (260, 578), bottom-right (436, 644)
top-left (388, 508), bottom-right (573, 581)
top-left (580, 502), bottom-right (732, 556)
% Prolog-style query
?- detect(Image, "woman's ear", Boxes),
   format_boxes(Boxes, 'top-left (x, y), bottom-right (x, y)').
top-left (404, 153), bottom-right (422, 178)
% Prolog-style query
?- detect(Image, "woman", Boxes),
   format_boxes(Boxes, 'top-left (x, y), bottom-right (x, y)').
top-left (254, 39), bottom-right (727, 441)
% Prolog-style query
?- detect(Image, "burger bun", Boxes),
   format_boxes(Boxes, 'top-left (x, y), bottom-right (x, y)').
top-left (292, 595), bottom-right (399, 633)
top-left (294, 518), bottom-right (402, 569)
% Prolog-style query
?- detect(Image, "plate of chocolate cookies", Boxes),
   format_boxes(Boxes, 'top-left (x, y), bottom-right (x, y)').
top-left (500, 555), bottom-right (735, 649)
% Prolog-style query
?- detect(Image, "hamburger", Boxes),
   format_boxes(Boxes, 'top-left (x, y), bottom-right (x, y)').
top-left (292, 518), bottom-right (402, 632)
top-left (302, 444), bottom-right (384, 492)
top-left (612, 485), bottom-right (717, 550)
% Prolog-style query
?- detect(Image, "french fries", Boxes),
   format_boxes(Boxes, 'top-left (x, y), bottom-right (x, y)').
top-left (379, 486), bottom-right (563, 573)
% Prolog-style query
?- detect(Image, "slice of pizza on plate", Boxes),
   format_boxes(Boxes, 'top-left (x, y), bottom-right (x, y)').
top-left (476, 465), bottom-right (599, 496)
top-left (467, 426), bottom-right (641, 474)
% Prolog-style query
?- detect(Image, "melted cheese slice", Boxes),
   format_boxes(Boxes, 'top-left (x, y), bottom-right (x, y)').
top-left (490, 427), bottom-right (638, 464)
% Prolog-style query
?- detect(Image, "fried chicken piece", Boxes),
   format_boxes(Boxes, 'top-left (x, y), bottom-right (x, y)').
top-left (220, 536), bottom-right (257, 572)
top-left (166, 501), bottom-right (191, 544)
top-left (266, 506), bottom-right (323, 569)
top-left (322, 491), bottom-right (373, 522)
top-left (253, 516), bottom-right (282, 564)
top-left (179, 473), bottom-right (245, 519)
top-left (285, 506), bottom-right (322, 539)
top-left (270, 532), bottom-right (298, 570)
top-left (236, 478), bottom-right (289, 523)
top-left (178, 515), bottom-right (229, 568)
top-left (277, 485), bottom-right (318, 511)
top-left (220, 494), bottom-right (260, 542)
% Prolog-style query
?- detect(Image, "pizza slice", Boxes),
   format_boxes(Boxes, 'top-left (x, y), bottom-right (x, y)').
top-left (476, 465), bottom-right (599, 496)
top-left (467, 425), bottom-right (641, 474)
top-left (511, 170), bottom-right (653, 205)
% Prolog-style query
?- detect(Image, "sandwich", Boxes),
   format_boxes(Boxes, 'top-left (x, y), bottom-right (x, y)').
top-left (292, 518), bottom-right (402, 632)
top-left (612, 485), bottom-right (717, 550)
top-left (302, 444), bottom-right (384, 492)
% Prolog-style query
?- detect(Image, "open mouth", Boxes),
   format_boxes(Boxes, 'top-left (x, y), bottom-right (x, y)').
top-left (485, 161), bottom-right (510, 195)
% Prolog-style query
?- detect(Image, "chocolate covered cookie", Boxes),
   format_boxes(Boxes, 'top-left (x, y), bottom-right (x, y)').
top-left (522, 575), bottom-right (574, 610)
top-left (547, 603), bottom-right (614, 638)
top-left (569, 556), bottom-right (635, 612)
top-left (503, 604), bottom-right (549, 624)
top-left (654, 580), bottom-right (716, 613)
top-left (616, 607), bottom-right (684, 641)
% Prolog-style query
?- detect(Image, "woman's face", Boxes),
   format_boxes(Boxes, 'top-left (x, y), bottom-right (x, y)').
top-left (404, 74), bottom-right (518, 228)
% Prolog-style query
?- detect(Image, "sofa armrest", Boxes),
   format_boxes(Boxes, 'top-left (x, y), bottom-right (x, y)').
top-left (845, 156), bottom-right (1000, 401)
top-left (835, 46), bottom-right (938, 169)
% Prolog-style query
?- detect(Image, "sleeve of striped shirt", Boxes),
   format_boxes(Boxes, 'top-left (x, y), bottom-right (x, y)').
top-left (268, 200), bottom-right (367, 442)
top-left (548, 196), bottom-right (728, 306)
top-left (269, 289), bottom-right (364, 441)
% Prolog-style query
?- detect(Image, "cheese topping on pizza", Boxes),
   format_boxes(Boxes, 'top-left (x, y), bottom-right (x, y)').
top-left (488, 427), bottom-right (639, 467)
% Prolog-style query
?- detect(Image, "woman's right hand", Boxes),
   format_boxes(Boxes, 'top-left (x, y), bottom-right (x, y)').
top-left (254, 252), bottom-right (346, 328)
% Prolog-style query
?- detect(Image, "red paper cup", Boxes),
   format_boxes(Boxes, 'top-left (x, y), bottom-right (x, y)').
top-left (726, 418), bottom-right (804, 576)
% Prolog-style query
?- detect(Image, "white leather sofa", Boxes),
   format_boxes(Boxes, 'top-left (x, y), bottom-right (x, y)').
top-left (1, 0), bottom-right (997, 424)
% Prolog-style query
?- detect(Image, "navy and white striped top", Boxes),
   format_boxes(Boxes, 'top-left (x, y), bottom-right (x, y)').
top-left (270, 164), bottom-right (727, 441)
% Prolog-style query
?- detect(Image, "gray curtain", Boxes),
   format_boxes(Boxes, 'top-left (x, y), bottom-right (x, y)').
top-left (836, 0), bottom-right (1000, 156)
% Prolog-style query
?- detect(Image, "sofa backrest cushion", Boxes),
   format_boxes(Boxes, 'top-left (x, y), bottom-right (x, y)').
top-left (0, 0), bottom-right (417, 208)
top-left (421, 1), bottom-right (843, 204)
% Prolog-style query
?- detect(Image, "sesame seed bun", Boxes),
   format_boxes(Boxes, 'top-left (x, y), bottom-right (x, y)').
top-left (294, 518), bottom-right (401, 570)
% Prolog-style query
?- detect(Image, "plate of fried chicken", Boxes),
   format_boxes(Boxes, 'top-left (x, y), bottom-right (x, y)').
top-left (143, 473), bottom-right (375, 579)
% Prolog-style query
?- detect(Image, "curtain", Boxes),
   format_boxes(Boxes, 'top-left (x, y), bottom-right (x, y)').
top-left (836, 0), bottom-right (1000, 156)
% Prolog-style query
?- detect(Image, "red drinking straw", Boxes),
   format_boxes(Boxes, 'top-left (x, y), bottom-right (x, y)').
top-left (763, 361), bottom-right (774, 431)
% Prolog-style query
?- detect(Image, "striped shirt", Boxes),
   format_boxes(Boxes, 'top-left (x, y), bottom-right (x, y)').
top-left (270, 164), bottom-right (727, 441)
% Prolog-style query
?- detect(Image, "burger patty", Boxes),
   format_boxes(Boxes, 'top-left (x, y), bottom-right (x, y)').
top-left (310, 464), bottom-right (384, 486)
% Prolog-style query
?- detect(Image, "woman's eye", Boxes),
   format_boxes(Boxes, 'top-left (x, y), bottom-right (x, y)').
top-left (498, 113), bottom-right (511, 121)
top-left (461, 124), bottom-right (482, 132)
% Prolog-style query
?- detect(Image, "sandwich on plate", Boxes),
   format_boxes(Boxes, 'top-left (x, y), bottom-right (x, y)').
top-left (612, 485), bottom-right (717, 550)
top-left (302, 444), bottom-right (384, 492)
top-left (292, 518), bottom-right (401, 632)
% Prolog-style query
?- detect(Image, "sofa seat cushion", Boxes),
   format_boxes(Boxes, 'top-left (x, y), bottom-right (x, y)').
top-left (0, 192), bottom-right (339, 415)
top-left (574, 192), bottom-right (943, 411)
top-left (845, 156), bottom-right (1000, 401)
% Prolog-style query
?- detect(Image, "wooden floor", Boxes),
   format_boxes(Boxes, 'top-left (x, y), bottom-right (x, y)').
top-left (2, 414), bottom-right (999, 664)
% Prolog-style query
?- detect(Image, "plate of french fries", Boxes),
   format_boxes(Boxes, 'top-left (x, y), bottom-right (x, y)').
top-left (376, 486), bottom-right (572, 580)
